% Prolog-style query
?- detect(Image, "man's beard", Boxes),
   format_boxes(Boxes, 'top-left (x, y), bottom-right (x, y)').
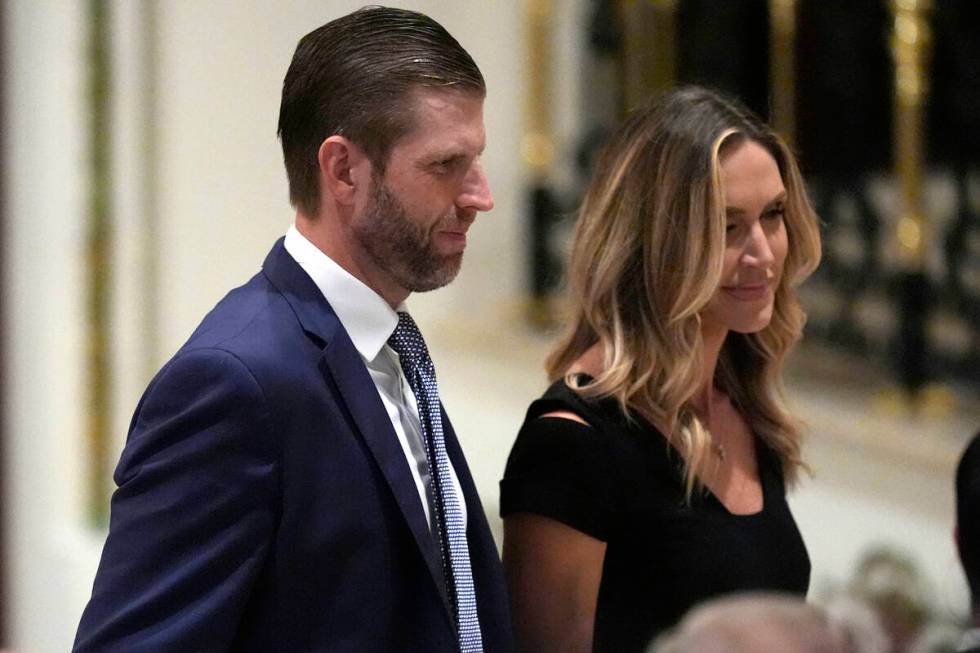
top-left (352, 178), bottom-right (464, 294)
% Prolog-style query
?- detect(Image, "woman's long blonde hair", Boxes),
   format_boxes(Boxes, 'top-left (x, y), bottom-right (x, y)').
top-left (547, 86), bottom-right (822, 496)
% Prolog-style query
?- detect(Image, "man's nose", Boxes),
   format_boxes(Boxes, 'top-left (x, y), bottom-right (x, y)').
top-left (457, 160), bottom-right (494, 213)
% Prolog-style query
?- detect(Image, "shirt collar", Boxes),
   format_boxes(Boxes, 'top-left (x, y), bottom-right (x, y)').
top-left (283, 225), bottom-right (401, 362)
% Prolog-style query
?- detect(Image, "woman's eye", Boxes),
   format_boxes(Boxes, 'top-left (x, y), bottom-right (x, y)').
top-left (725, 223), bottom-right (738, 233)
top-left (764, 207), bottom-right (785, 221)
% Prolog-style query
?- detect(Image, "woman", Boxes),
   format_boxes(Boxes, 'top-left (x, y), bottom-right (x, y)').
top-left (500, 86), bottom-right (822, 653)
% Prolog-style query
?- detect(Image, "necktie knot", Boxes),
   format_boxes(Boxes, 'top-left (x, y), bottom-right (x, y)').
top-left (388, 311), bottom-right (433, 374)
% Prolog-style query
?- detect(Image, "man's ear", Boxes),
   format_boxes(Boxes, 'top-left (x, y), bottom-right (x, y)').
top-left (317, 135), bottom-right (371, 206)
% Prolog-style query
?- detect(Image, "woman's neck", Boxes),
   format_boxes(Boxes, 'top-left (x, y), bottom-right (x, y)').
top-left (693, 323), bottom-right (729, 417)
top-left (567, 343), bottom-right (605, 378)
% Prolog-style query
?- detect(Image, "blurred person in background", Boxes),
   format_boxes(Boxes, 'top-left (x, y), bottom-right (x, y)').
top-left (500, 86), bottom-right (822, 652)
top-left (648, 592), bottom-right (849, 653)
top-left (955, 431), bottom-right (980, 653)
top-left (73, 7), bottom-right (512, 652)
top-left (822, 594), bottom-right (891, 653)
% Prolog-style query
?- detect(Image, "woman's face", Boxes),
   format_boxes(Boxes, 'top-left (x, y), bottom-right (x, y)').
top-left (701, 139), bottom-right (789, 336)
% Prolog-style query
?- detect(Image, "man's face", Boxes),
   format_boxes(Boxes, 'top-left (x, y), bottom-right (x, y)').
top-left (351, 88), bottom-right (492, 296)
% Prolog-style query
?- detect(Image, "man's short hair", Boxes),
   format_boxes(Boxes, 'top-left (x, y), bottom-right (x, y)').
top-left (277, 6), bottom-right (486, 216)
top-left (957, 431), bottom-right (980, 602)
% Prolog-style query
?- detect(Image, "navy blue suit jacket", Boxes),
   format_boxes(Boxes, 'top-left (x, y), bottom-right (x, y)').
top-left (74, 239), bottom-right (515, 652)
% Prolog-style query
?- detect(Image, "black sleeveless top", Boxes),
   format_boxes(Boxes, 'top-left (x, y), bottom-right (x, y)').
top-left (500, 378), bottom-right (810, 652)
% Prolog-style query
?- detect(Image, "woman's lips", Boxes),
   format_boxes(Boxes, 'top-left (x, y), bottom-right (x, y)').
top-left (722, 283), bottom-right (770, 301)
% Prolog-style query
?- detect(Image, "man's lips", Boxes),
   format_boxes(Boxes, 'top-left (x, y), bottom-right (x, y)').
top-left (722, 283), bottom-right (770, 301)
top-left (437, 230), bottom-right (468, 248)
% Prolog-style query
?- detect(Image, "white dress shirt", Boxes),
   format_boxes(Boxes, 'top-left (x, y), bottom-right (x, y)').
top-left (283, 225), bottom-right (466, 531)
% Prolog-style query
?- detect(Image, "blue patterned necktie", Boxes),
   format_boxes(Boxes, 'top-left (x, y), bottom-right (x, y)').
top-left (388, 311), bottom-right (484, 653)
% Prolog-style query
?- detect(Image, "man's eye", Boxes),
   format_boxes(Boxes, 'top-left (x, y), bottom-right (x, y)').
top-left (434, 157), bottom-right (460, 171)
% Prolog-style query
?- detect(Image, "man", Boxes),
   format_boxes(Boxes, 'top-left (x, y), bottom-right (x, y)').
top-left (956, 432), bottom-right (980, 653)
top-left (73, 7), bottom-right (513, 652)
top-left (649, 593), bottom-right (848, 653)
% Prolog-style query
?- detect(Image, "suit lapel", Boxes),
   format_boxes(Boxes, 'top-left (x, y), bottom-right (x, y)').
top-left (318, 336), bottom-right (452, 616)
top-left (261, 239), bottom-right (453, 619)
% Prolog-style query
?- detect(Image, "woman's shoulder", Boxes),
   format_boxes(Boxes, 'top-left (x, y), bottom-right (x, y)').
top-left (510, 375), bottom-right (666, 477)
top-left (501, 376), bottom-right (680, 535)
top-left (501, 378), bottom-right (623, 537)
top-left (515, 378), bottom-right (603, 449)
top-left (525, 374), bottom-right (615, 425)
top-left (506, 377), bottom-right (616, 472)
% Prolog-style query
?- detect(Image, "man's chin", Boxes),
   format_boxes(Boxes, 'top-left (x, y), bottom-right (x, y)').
top-left (405, 256), bottom-right (463, 293)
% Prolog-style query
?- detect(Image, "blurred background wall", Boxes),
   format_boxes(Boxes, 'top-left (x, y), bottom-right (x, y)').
top-left (1, 2), bottom-right (976, 652)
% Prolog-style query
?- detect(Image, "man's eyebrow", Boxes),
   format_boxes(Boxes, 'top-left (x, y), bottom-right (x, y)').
top-left (416, 152), bottom-right (464, 170)
top-left (434, 152), bottom-right (465, 162)
top-left (418, 144), bottom-right (485, 168)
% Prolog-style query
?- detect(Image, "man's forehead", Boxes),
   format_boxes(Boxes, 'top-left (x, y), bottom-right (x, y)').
top-left (396, 87), bottom-right (486, 150)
